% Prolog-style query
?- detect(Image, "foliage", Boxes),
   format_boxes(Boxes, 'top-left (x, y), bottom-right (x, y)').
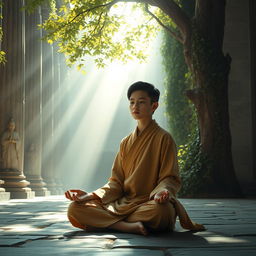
top-left (23, 0), bottom-right (189, 70)
top-left (0, 0), bottom-right (6, 64)
top-left (24, 0), bottom-right (166, 69)
top-left (0, 30), bottom-right (5, 64)
top-left (161, 30), bottom-right (194, 145)
top-left (177, 127), bottom-right (214, 197)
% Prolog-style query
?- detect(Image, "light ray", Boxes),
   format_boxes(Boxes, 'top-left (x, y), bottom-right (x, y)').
top-left (55, 34), bottom-right (167, 190)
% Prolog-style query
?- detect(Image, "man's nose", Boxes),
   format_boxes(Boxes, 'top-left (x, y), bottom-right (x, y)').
top-left (134, 102), bottom-right (140, 107)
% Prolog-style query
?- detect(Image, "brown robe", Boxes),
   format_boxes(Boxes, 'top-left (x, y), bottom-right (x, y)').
top-left (68, 120), bottom-right (205, 231)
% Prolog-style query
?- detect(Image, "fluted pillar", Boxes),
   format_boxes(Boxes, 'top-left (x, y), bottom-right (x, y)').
top-left (40, 6), bottom-right (59, 195)
top-left (0, 0), bottom-right (34, 199)
top-left (56, 53), bottom-right (71, 192)
top-left (52, 47), bottom-right (64, 195)
top-left (23, 7), bottom-right (50, 196)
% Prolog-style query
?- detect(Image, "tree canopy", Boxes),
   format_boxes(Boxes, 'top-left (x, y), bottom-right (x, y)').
top-left (24, 0), bottom-right (184, 69)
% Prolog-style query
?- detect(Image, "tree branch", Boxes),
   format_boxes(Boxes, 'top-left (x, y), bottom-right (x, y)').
top-left (120, 0), bottom-right (192, 44)
top-left (45, 0), bottom-right (192, 48)
top-left (45, 0), bottom-right (119, 37)
top-left (144, 4), bottom-right (184, 44)
top-left (68, 0), bottom-right (119, 25)
top-left (150, 0), bottom-right (191, 39)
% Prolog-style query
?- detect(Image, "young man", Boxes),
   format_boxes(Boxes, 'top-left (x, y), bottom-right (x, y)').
top-left (65, 81), bottom-right (204, 235)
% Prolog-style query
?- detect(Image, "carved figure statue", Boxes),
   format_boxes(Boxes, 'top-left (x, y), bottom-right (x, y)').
top-left (1, 118), bottom-right (20, 170)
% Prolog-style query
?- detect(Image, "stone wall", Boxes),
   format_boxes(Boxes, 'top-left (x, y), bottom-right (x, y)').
top-left (224, 0), bottom-right (256, 192)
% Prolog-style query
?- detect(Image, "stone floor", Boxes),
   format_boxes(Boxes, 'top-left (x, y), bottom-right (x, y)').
top-left (0, 196), bottom-right (256, 256)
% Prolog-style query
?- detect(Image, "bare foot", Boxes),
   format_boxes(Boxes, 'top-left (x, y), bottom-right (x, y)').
top-left (109, 221), bottom-right (148, 236)
top-left (128, 221), bottom-right (148, 236)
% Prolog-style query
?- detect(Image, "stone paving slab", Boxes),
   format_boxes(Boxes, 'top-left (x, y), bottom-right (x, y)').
top-left (22, 237), bottom-right (115, 249)
top-left (63, 230), bottom-right (147, 239)
top-left (0, 248), bottom-right (164, 256)
top-left (207, 224), bottom-right (256, 236)
top-left (168, 247), bottom-right (256, 256)
top-left (0, 196), bottom-right (255, 256)
top-left (0, 235), bottom-right (45, 246)
top-left (112, 231), bottom-right (254, 248)
top-left (191, 217), bottom-right (256, 224)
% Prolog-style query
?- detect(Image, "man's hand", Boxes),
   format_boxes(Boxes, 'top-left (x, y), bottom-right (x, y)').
top-left (65, 189), bottom-right (89, 202)
top-left (154, 189), bottom-right (169, 204)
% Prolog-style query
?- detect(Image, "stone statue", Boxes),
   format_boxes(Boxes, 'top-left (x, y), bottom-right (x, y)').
top-left (1, 118), bottom-right (20, 170)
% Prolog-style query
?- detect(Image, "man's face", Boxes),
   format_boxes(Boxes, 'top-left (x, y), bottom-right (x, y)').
top-left (129, 90), bottom-right (158, 121)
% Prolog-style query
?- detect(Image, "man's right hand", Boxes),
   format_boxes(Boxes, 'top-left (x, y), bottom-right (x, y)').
top-left (65, 189), bottom-right (98, 202)
top-left (65, 189), bottom-right (87, 201)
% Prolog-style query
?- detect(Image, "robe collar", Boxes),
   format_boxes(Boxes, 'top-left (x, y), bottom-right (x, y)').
top-left (123, 119), bottom-right (159, 170)
top-left (131, 119), bottom-right (158, 143)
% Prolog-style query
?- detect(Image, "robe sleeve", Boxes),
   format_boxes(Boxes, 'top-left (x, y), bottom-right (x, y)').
top-left (149, 134), bottom-right (181, 199)
top-left (93, 145), bottom-right (125, 204)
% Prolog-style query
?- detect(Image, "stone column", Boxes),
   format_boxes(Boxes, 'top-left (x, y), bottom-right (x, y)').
top-left (0, 0), bottom-right (34, 199)
top-left (23, 7), bottom-right (50, 196)
top-left (40, 6), bottom-right (58, 195)
top-left (0, 179), bottom-right (10, 201)
top-left (56, 53), bottom-right (71, 193)
top-left (0, 0), bottom-right (10, 202)
top-left (52, 48), bottom-right (64, 195)
top-left (249, 0), bottom-right (256, 195)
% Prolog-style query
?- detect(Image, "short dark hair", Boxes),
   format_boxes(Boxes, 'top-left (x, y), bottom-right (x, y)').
top-left (127, 81), bottom-right (160, 102)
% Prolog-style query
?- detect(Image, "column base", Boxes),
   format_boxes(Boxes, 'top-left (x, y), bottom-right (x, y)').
top-left (26, 175), bottom-right (51, 197)
top-left (48, 189), bottom-right (60, 195)
top-left (0, 191), bottom-right (10, 201)
top-left (0, 169), bottom-right (34, 199)
top-left (0, 180), bottom-right (10, 201)
top-left (35, 189), bottom-right (51, 197)
top-left (43, 177), bottom-right (60, 195)
top-left (9, 189), bottom-right (35, 199)
top-left (55, 181), bottom-right (64, 195)
top-left (57, 189), bottom-right (64, 195)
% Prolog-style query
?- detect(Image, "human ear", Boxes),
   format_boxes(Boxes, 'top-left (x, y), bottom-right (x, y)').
top-left (152, 102), bottom-right (159, 111)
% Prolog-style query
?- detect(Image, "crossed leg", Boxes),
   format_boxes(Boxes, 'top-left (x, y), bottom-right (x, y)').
top-left (67, 200), bottom-right (176, 235)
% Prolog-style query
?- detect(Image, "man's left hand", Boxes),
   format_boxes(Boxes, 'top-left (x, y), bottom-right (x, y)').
top-left (154, 189), bottom-right (169, 204)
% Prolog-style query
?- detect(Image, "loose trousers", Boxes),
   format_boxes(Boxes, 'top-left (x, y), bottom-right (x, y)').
top-left (67, 199), bottom-right (176, 231)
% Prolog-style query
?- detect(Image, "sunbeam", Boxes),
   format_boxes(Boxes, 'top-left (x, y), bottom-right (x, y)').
top-left (49, 33), bottom-right (168, 191)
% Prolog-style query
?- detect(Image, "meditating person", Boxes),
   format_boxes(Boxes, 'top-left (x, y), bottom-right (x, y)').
top-left (65, 81), bottom-right (204, 235)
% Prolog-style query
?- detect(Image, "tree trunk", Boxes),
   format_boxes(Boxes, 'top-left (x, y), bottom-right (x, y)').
top-left (185, 26), bottom-right (242, 196)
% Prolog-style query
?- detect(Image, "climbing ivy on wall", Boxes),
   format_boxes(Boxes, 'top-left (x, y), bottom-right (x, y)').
top-left (0, 0), bottom-right (6, 64)
top-left (177, 127), bottom-right (214, 197)
top-left (161, 31), bottom-right (194, 146)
